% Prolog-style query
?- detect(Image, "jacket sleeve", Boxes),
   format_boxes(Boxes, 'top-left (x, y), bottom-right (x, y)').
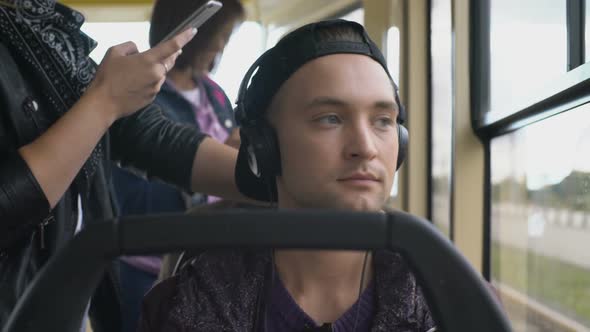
top-left (109, 103), bottom-right (207, 193)
top-left (0, 65), bottom-right (51, 246)
top-left (0, 151), bottom-right (51, 240)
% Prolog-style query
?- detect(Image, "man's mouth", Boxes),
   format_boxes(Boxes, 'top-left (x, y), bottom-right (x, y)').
top-left (338, 172), bottom-right (381, 183)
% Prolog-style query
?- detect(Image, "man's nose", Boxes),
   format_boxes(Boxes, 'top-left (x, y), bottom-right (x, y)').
top-left (343, 121), bottom-right (378, 160)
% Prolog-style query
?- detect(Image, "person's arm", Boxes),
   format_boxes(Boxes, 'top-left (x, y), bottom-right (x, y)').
top-left (224, 128), bottom-right (241, 149)
top-left (0, 29), bottom-right (196, 245)
top-left (17, 87), bottom-right (117, 208)
top-left (17, 29), bottom-right (196, 209)
top-left (189, 137), bottom-right (245, 201)
top-left (111, 107), bottom-right (248, 203)
top-left (0, 43), bottom-right (51, 243)
top-left (190, 77), bottom-right (243, 199)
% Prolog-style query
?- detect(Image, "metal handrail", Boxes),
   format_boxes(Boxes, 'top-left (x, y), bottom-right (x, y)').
top-left (2, 210), bottom-right (512, 332)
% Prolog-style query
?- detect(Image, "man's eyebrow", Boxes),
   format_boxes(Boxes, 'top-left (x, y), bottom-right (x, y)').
top-left (305, 97), bottom-right (349, 110)
top-left (305, 98), bottom-right (399, 114)
top-left (374, 101), bottom-right (399, 114)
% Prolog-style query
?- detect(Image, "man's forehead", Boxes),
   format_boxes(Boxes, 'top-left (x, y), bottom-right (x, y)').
top-left (280, 54), bottom-right (396, 103)
top-left (295, 53), bottom-right (390, 76)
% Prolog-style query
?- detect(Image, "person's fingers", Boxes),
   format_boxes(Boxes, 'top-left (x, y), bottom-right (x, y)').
top-left (162, 61), bottom-right (170, 74)
top-left (160, 48), bottom-right (182, 75)
top-left (155, 76), bottom-right (167, 91)
top-left (145, 28), bottom-right (197, 61)
top-left (110, 41), bottom-right (139, 57)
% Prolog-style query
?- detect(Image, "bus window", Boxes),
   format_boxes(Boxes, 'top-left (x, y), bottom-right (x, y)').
top-left (484, 0), bottom-right (567, 121)
top-left (82, 20), bottom-right (265, 105)
top-left (386, 26), bottom-right (400, 201)
top-left (266, 25), bottom-right (289, 49)
top-left (586, 4), bottom-right (590, 63)
top-left (339, 7), bottom-right (364, 25)
top-left (210, 21), bottom-right (265, 104)
top-left (430, 0), bottom-right (453, 238)
top-left (491, 106), bottom-right (590, 331)
top-left (82, 22), bottom-right (151, 63)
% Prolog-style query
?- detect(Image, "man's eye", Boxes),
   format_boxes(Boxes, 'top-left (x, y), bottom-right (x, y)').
top-left (317, 115), bottom-right (341, 125)
top-left (375, 117), bottom-right (394, 128)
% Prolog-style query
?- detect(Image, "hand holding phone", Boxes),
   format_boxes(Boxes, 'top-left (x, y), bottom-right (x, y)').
top-left (159, 0), bottom-right (223, 45)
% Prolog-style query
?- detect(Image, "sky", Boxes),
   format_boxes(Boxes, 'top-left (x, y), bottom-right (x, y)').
top-left (491, 104), bottom-right (590, 190)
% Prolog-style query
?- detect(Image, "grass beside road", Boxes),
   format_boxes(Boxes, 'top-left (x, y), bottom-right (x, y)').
top-left (492, 242), bottom-right (590, 327)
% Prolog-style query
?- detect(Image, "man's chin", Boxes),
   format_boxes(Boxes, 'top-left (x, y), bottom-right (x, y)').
top-left (328, 196), bottom-right (385, 212)
top-left (284, 192), bottom-right (386, 211)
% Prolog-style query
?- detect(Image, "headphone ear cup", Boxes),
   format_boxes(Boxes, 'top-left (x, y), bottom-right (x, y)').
top-left (243, 122), bottom-right (282, 178)
top-left (246, 142), bottom-right (261, 177)
top-left (234, 104), bottom-right (247, 127)
top-left (258, 124), bottom-right (282, 177)
top-left (396, 124), bottom-right (408, 170)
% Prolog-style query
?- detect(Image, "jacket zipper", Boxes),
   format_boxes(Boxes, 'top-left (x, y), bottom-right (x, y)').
top-left (22, 96), bottom-right (52, 251)
top-left (38, 214), bottom-right (54, 250)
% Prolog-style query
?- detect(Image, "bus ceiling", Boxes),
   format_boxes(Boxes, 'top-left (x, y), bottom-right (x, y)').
top-left (62, 0), bottom-right (362, 26)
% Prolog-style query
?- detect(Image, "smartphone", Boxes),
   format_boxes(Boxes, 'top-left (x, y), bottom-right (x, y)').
top-left (159, 0), bottom-right (223, 44)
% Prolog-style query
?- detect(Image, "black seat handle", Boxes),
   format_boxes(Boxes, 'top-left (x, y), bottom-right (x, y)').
top-left (2, 210), bottom-right (511, 332)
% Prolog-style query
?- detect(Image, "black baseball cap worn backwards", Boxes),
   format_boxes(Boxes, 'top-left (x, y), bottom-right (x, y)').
top-left (234, 19), bottom-right (406, 202)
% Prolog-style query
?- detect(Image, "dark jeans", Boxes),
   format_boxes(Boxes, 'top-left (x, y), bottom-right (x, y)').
top-left (119, 260), bottom-right (158, 332)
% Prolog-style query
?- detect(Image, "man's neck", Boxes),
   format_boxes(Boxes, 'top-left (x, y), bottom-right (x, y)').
top-left (274, 250), bottom-right (372, 324)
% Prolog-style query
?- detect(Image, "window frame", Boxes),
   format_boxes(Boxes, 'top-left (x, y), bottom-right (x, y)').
top-left (471, 0), bottom-right (590, 281)
top-left (428, 0), bottom-right (455, 240)
top-left (470, 4), bottom-right (590, 331)
top-left (471, 0), bottom-right (589, 137)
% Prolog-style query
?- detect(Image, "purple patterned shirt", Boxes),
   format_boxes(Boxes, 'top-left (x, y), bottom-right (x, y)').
top-left (265, 272), bottom-right (376, 332)
top-left (175, 79), bottom-right (229, 145)
top-left (176, 79), bottom-right (228, 203)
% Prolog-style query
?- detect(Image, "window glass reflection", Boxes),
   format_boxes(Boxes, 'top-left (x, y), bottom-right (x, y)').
top-left (386, 23), bottom-right (400, 204)
top-left (340, 7), bottom-right (364, 25)
top-left (387, 26), bottom-right (400, 85)
top-left (83, 22), bottom-right (151, 63)
top-left (586, 3), bottom-right (590, 63)
top-left (491, 105), bottom-right (590, 330)
top-left (83, 21), bottom-right (265, 105)
top-left (211, 22), bottom-right (265, 103)
top-left (430, 0), bottom-right (452, 237)
top-left (487, 0), bottom-right (566, 119)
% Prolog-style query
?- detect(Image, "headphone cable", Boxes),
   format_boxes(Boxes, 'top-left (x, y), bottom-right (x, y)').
top-left (352, 250), bottom-right (370, 332)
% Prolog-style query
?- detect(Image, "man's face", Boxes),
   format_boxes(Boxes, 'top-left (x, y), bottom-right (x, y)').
top-left (271, 54), bottom-right (399, 211)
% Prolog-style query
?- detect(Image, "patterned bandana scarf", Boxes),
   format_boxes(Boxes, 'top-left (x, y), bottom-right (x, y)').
top-left (0, 0), bottom-right (101, 196)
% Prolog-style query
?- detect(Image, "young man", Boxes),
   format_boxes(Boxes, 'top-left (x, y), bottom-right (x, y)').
top-left (138, 20), bottom-right (435, 332)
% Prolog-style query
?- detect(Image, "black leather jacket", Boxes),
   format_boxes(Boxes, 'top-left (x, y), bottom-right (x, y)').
top-left (0, 41), bottom-right (206, 250)
top-left (0, 41), bottom-right (207, 329)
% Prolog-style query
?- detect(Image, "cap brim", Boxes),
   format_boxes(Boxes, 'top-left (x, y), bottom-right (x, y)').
top-left (235, 143), bottom-right (274, 202)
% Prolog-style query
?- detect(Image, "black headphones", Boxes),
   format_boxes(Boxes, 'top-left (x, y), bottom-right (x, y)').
top-left (235, 51), bottom-right (282, 180)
